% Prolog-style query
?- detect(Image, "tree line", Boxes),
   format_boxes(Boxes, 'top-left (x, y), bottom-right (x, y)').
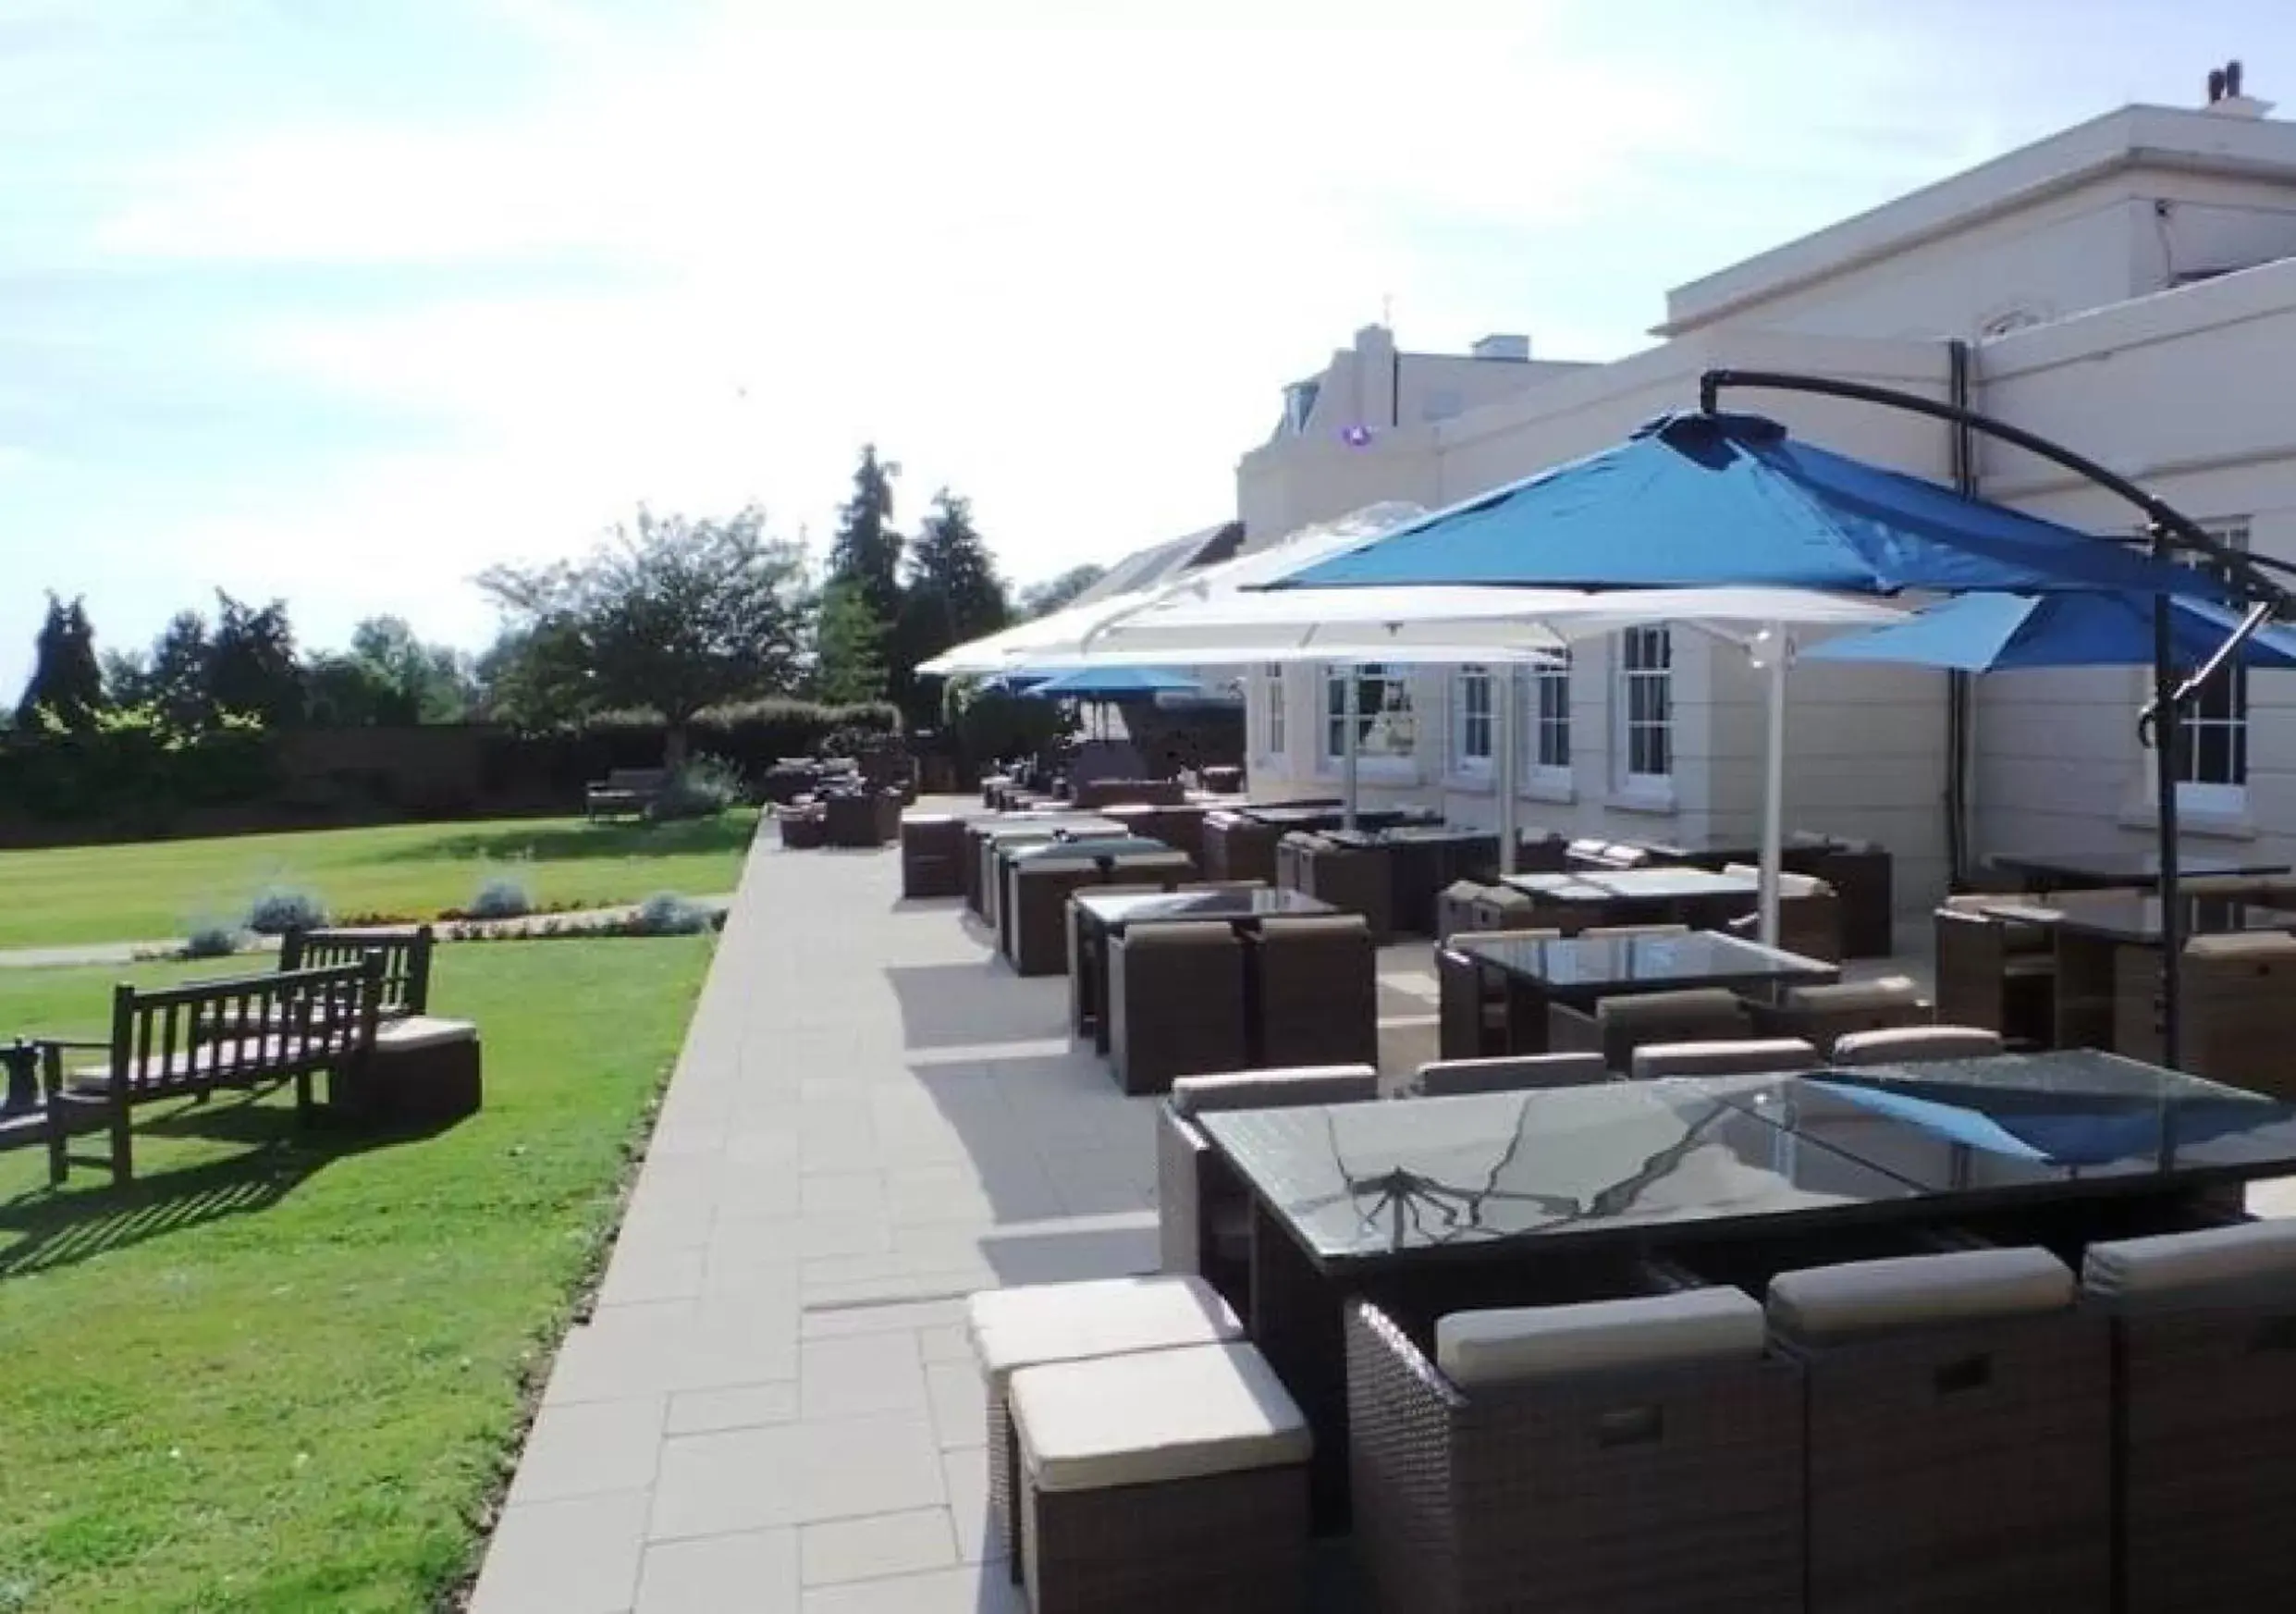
top-left (8, 447), bottom-right (1111, 760)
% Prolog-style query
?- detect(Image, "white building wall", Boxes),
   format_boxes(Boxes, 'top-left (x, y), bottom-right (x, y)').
top-left (1241, 328), bottom-right (1958, 907)
top-left (1966, 255), bottom-right (2296, 868)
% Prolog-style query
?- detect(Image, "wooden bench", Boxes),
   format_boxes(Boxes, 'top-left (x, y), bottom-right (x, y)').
top-left (37, 959), bottom-right (385, 1187)
top-left (281, 925), bottom-right (433, 1017)
top-left (584, 767), bottom-right (668, 820)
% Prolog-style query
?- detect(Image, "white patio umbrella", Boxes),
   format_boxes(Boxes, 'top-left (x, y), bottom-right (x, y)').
top-left (1081, 573), bottom-right (1906, 916)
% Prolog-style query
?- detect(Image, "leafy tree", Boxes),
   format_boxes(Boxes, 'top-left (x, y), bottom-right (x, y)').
top-left (894, 488), bottom-right (1010, 724)
top-left (206, 593), bottom-right (305, 726)
top-left (107, 610), bottom-right (215, 728)
top-left (814, 580), bottom-right (890, 706)
top-left (477, 505), bottom-right (809, 761)
top-left (1019, 563), bottom-right (1107, 619)
top-left (15, 593), bottom-right (105, 728)
top-left (825, 444), bottom-right (904, 625)
top-left (305, 615), bottom-right (475, 725)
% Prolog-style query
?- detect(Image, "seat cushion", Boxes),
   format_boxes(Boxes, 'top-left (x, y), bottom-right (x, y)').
top-left (1012, 1340), bottom-right (1310, 1494)
top-left (374, 1015), bottom-right (479, 1053)
top-left (2083, 1219), bottom-right (2296, 1299)
top-left (1594, 988), bottom-right (1743, 1028)
top-left (1436, 1287), bottom-right (1766, 1387)
top-left (2185, 931), bottom-right (2296, 961)
top-left (1412, 1053), bottom-right (1608, 1096)
top-left (1782, 976), bottom-right (1924, 1013)
top-left (966, 1275), bottom-right (1242, 1391)
top-left (1116, 920), bottom-right (1239, 951)
top-left (1169, 1066), bottom-right (1379, 1118)
top-left (1629, 1037), bottom-right (1817, 1080)
top-left (1768, 1247), bottom-right (2074, 1343)
top-left (1829, 1025), bottom-right (2002, 1066)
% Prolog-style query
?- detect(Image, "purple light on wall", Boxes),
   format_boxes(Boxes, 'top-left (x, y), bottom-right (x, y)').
top-left (1341, 425), bottom-right (1373, 448)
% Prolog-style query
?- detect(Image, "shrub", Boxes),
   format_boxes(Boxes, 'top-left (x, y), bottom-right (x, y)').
top-left (245, 885), bottom-right (327, 935)
top-left (649, 755), bottom-right (745, 821)
top-left (182, 919), bottom-right (244, 959)
top-left (468, 876), bottom-right (534, 920)
top-left (632, 892), bottom-right (712, 936)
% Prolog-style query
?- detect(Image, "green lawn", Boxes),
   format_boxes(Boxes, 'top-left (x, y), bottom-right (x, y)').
top-left (0, 935), bottom-right (714, 1613)
top-left (0, 812), bottom-right (758, 950)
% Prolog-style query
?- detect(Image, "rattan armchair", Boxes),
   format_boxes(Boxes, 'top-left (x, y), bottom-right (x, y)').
top-left (1934, 898), bottom-right (2057, 1045)
top-left (1108, 922), bottom-right (1248, 1095)
top-left (1300, 838), bottom-right (1394, 943)
top-left (1748, 975), bottom-right (1931, 1055)
top-left (2178, 931), bottom-right (2296, 1096)
top-left (1547, 988), bottom-right (1750, 1073)
top-left (1249, 915), bottom-right (1378, 1068)
top-left (1345, 1288), bottom-right (1802, 1614)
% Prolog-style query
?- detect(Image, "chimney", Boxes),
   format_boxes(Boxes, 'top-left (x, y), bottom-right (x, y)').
top-left (1470, 333), bottom-right (1531, 362)
top-left (2204, 58), bottom-right (2275, 117)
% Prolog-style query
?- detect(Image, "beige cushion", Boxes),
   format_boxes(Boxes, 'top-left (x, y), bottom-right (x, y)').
top-left (2185, 931), bottom-right (2296, 960)
top-left (1169, 1066), bottom-right (1379, 1118)
top-left (2083, 1220), bottom-right (2296, 1298)
top-left (1412, 1053), bottom-right (1608, 1096)
top-left (1583, 923), bottom-right (1691, 940)
top-left (1117, 920), bottom-right (1238, 951)
top-left (1442, 880), bottom-right (1492, 903)
top-left (1595, 989), bottom-right (1743, 1028)
top-left (1475, 927), bottom-right (1564, 944)
top-left (1829, 1025), bottom-right (2003, 1066)
top-left (966, 1275), bottom-right (1242, 1390)
top-left (1012, 1340), bottom-right (1310, 1493)
top-left (1782, 976), bottom-right (1924, 1013)
top-left (1436, 1287), bottom-right (1766, 1387)
top-left (1630, 1037), bottom-right (1817, 1080)
top-left (1768, 1247), bottom-right (2074, 1342)
top-left (374, 1015), bottom-right (478, 1053)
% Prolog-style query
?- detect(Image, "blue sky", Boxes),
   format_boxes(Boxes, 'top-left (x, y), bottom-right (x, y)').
top-left (0, 0), bottom-right (2280, 696)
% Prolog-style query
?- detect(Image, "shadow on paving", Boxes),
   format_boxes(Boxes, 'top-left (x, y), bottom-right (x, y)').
top-left (0, 1097), bottom-right (451, 1283)
top-left (882, 962), bottom-right (1068, 1051)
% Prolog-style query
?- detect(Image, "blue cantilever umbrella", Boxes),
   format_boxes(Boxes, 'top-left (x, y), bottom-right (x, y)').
top-left (1022, 666), bottom-right (1202, 700)
top-left (1268, 409), bottom-right (2254, 1053)
top-left (1800, 591), bottom-right (2296, 673)
top-left (1273, 412), bottom-right (2229, 599)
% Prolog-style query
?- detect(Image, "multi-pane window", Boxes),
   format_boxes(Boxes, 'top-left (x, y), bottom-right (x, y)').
top-left (1453, 665), bottom-right (1492, 773)
top-left (1530, 651), bottom-right (1571, 778)
top-left (1619, 626), bottom-right (1673, 782)
top-left (2176, 524), bottom-right (2252, 809)
top-left (1262, 663), bottom-right (1285, 757)
top-left (1323, 663), bottom-right (1415, 762)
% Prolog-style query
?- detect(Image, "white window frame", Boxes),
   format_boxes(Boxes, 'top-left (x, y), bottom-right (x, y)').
top-left (1260, 662), bottom-right (1286, 759)
top-left (1523, 650), bottom-right (1573, 796)
top-left (1615, 625), bottom-right (1674, 793)
top-left (1320, 662), bottom-right (1418, 780)
top-left (2174, 523), bottom-right (2251, 818)
top-left (1450, 664), bottom-right (1493, 782)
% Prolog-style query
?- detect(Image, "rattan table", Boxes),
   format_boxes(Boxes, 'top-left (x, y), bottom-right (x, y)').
top-left (1199, 1052), bottom-right (2296, 1531)
top-left (1454, 929), bottom-right (1838, 1053)
top-left (1068, 887), bottom-right (1336, 1053)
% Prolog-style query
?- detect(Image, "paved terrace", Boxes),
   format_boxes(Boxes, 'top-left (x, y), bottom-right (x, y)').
top-left (473, 807), bottom-right (2296, 1611)
top-left (473, 807), bottom-right (1444, 1612)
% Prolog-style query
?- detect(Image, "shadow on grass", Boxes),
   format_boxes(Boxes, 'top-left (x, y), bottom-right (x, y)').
top-left (0, 1096), bottom-right (450, 1283)
top-left (374, 816), bottom-right (756, 868)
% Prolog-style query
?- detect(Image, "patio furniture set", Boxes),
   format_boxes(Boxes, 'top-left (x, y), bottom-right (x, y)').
top-left (1934, 856), bottom-right (2296, 1094)
top-left (1, 925), bottom-right (482, 1187)
top-left (973, 1047), bottom-right (2296, 1612)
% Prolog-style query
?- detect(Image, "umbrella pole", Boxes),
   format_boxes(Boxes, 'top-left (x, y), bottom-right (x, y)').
top-left (1759, 629), bottom-right (1787, 949)
top-left (1496, 666), bottom-right (1520, 876)
top-left (1343, 663), bottom-right (1360, 831)
top-left (2153, 585), bottom-right (2184, 1068)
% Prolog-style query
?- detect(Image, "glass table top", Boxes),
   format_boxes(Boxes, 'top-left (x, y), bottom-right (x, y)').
top-left (976, 817), bottom-right (1122, 843)
top-left (1504, 868), bottom-right (1761, 902)
top-left (1990, 849), bottom-right (2292, 882)
top-left (1196, 1084), bottom-right (1917, 1266)
top-left (1073, 888), bottom-right (1337, 927)
top-left (1247, 806), bottom-right (1443, 829)
top-left (1711, 1051), bottom-right (2296, 1192)
top-left (1454, 930), bottom-right (1837, 992)
top-left (2040, 892), bottom-right (2296, 943)
top-left (1004, 836), bottom-right (1175, 865)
